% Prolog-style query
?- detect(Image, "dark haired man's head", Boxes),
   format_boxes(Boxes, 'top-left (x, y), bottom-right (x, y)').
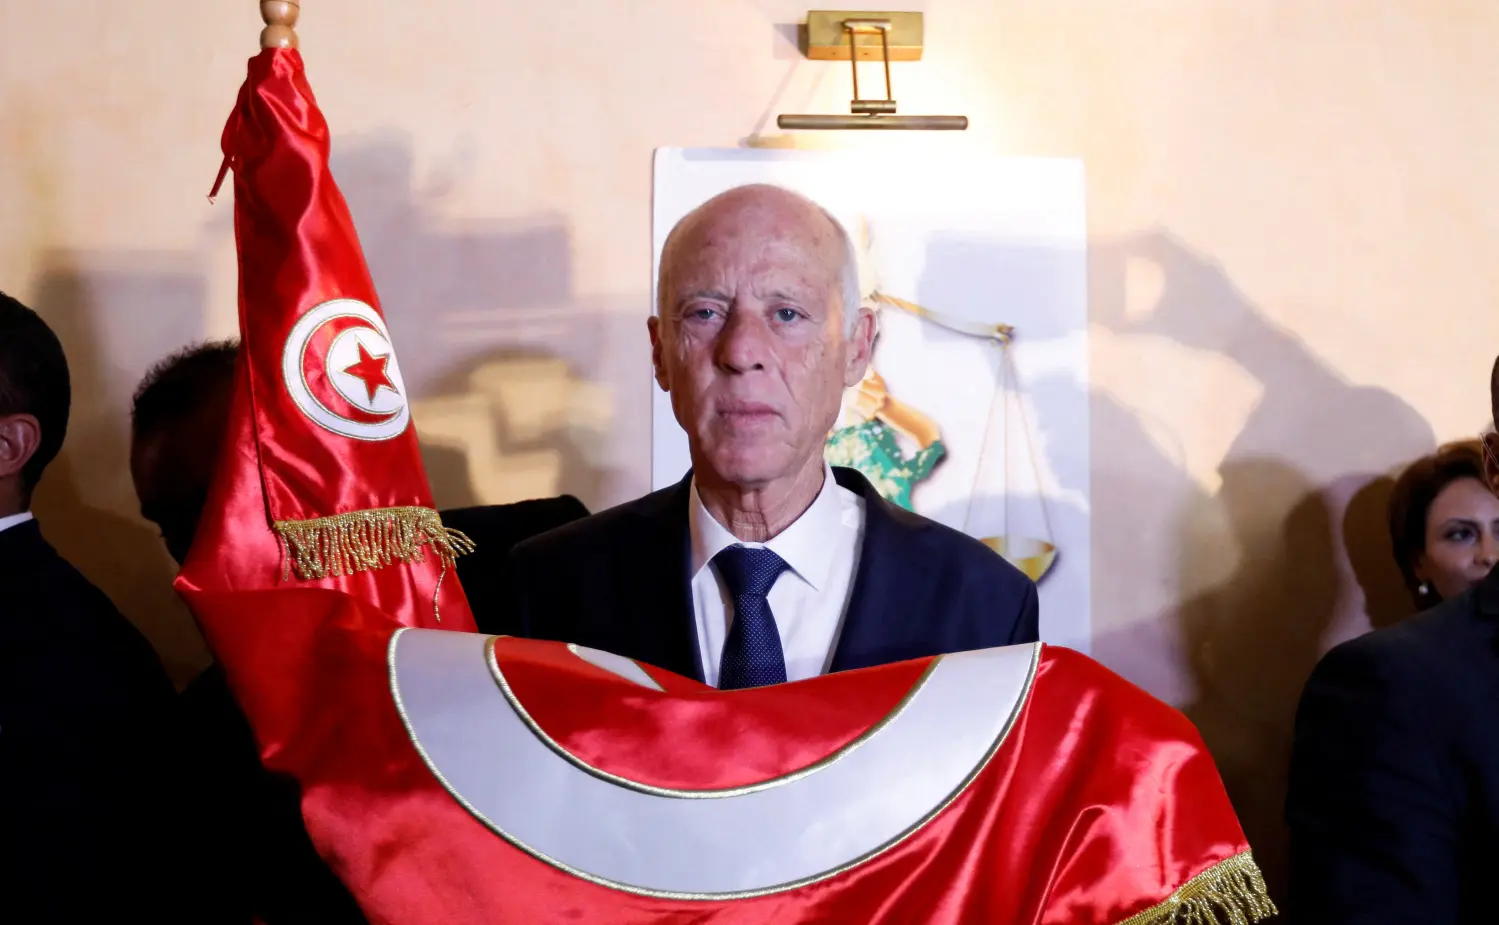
top-left (130, 340), bottom-right (239, 564)
top-left (0, 290), bottom-right (71, 516)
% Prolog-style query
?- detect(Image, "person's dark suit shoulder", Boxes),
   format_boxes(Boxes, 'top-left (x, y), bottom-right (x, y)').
top-left (500, 486), bottom-right (672, 627)
top-left (1311, 600), bottom-right (1485, 712)
top-left (1287, 589), bottom-right (1499, 924)
top-left (508, 485), bottom-right (674, 564)
top-left (0, 520), bottom-right (173, 724)
top-left (447, 496), bottom-right (590, 636)
top-left (507, 479), bottom-right (1031, 594)
top-left (874, 495), bottom-right (1039, 632)
top-left (0, 521), bottom-right (180, 920)
top-left (502, 470), bottom-right (1040, 662)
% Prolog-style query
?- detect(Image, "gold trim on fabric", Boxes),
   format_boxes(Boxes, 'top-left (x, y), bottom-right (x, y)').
top-left (486, 636), bottom-right (941, 799)
top-left (274, 505), bottom-right (474, 581)
top-left (1113, 851), bottom-right (1278, 925)
top-left (388, 631), bottom-right (1042, 900)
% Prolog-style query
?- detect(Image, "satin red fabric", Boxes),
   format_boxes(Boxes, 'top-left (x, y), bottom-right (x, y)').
top-left (507, 639), bottom-right (930, 789)
top-left (183, 585), bottom-right (1250, 924)
top-left (178, 48), bottom-right (473, 634)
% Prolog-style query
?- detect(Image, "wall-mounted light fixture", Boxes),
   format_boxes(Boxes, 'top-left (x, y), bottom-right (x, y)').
top-left (778, 11), bottom-right (968, 131)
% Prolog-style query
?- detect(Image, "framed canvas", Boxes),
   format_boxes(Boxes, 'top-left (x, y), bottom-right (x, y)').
top-left (651, 148), bottom-right (1090, 651)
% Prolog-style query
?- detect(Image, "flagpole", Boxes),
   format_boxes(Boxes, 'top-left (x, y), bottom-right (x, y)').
top-left (260, 0), bottom-right (300, 49)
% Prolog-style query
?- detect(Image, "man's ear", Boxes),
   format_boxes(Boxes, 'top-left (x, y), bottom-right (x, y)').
top-left (648, 315), bottom-right (670, 392)
top-left (0, 413), bottom-right (41, 481)
top-left (843, 306), bottom-right (878, 388)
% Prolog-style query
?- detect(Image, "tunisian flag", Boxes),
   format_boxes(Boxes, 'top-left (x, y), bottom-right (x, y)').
top-left (177, 46), bottom-right (475, 636)
top-left (184, 584), bottom-right (1278, 925)
top-left (178, 46), bottom-right (1276, 925)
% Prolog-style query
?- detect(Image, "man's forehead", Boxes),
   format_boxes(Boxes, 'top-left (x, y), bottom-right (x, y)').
top-left (687, 197), bottom-right (834, 246)
top-left (669, 221), bottom-right (837, 280)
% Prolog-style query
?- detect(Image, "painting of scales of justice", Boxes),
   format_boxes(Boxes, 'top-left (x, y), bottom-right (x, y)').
top-left (650, 149), bottom-right (1090, 651)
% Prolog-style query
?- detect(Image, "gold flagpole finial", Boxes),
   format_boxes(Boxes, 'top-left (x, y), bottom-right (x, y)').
top-left (260, 0), bottom-right (300, 49)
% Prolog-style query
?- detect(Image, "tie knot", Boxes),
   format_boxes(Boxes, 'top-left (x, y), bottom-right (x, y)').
top-left (712, 545), bottom-right (790, 601)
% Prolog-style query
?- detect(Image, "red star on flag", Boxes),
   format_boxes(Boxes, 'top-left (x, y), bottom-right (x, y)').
top-left (343, 341), bottom-right (397, 403)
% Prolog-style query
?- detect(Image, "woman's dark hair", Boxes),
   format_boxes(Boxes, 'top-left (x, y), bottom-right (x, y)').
top-left (1387, 439), bottom-right (1487, 605)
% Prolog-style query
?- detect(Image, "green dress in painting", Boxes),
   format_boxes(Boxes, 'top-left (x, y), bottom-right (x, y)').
top-left (825, 419), bottom-right (946, 511)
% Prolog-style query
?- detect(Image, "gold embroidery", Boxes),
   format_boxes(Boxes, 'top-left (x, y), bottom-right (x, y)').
top-left (274, 505), bottom-right (474, 581)
top-left (1113, 851), bottom-right (1277, 925)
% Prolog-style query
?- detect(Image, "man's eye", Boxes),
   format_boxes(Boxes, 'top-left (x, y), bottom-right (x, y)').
top-left (685, 305), bottom-right (720, 321)
top-left (774, 307), bottom-right (800, 323)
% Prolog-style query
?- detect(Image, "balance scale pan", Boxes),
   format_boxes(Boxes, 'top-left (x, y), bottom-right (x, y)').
top-left (981, 536), bottom-right (1057, 582)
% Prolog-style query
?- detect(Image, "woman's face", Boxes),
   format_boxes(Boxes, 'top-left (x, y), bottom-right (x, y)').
top-left (1417, 476), bottom-right (1499, 601)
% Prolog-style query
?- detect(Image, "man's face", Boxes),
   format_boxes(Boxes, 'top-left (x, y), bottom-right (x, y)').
top-left (650, 191), bottom-right (874, 490)
top-left (131, 390), bottom-right (231, 566)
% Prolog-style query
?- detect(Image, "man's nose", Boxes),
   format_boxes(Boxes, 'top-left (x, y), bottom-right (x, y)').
top-left (714, 308), bottom-right (770, 373)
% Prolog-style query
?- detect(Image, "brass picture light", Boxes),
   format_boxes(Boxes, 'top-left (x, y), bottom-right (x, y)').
top-left (778, 11), bottom-right (968, 131)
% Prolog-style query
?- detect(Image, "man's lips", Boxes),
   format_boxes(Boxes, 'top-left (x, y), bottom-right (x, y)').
top-left (716, 402), bottom-right (778, 417)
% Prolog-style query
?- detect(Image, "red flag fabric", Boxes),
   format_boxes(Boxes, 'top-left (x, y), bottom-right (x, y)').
top-left (184, 582), bottom-right (1275, 924)
top-left (177, 47), bottom-right (475, 635)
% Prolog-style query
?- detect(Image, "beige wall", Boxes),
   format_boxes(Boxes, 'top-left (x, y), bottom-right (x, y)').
top-left (5, 0), bottom-right (1497, 904)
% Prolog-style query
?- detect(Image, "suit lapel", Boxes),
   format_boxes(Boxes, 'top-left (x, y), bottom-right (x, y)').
top-left (620, 473), bottom-right (703, 682)
top-left (828, 468), bottom-right (923, 673)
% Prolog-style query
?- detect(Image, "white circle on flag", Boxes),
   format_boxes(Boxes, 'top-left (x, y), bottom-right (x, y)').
top-left (390, 629), bottom-right (1040, 898)
top-left (282, 298), bottom-right (411, 441)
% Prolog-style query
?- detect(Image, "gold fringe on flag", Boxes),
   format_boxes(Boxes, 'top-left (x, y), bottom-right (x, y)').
top-left (273, 506), bottom-right (476, 582)
top-left (1115, 852), bottom-right (1278, 925)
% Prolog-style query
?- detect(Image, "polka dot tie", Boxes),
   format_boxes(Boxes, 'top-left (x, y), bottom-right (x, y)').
top-left (713, 545), bottom-right (791, 690)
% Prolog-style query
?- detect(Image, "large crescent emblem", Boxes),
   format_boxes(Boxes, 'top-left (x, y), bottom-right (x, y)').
top-left (282, 298), bottom-right (411, 441)
top-left (390, 629), bottom-right (1039, 899)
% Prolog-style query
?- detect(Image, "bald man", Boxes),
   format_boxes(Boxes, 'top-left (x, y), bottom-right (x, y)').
top-left (501, 184), bottom-right (1038, 688)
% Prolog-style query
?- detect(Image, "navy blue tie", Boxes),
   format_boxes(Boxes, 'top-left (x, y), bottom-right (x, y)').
top-left (713, 545), bottom-right (791, 690)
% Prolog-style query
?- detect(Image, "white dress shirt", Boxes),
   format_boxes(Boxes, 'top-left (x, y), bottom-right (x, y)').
top-left (689, 464), bottom-right (865, 687)
top-left (0, 510), bottom-right (34, 535)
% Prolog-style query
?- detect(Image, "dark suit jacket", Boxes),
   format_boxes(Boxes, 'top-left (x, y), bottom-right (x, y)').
top-left (444, 496), bottom-right (590, 635)
top-left (501, 468), bottom-right (1040, 680)
top-left (1286, 569), bottom-right (1499, 923)
top-left (176, 665), bottom-right (368, 925)
top-left (175, 498), bottom-right (590, 923)
top-left (0, 519), bottom-right (181, 922)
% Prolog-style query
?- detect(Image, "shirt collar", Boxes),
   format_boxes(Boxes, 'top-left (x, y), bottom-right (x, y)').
top-left (689, 463), bottom-right (843, 592)
top-left (0, 511), bottom-right (34, 535)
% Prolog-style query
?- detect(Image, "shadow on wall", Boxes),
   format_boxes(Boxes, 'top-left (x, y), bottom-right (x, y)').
top-left (413, 351), bottom-right (611, 511)
top-left (326, 130), bottom-right (648, 511)
top-left (1341, 473), bottom-right (1419, 630)
top-left (1086, 230), bottom-right (1436, 911)
top-left (26, 254), bottom-right (215, 685)
top-left (18, 129), bottom-right (651, 683)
